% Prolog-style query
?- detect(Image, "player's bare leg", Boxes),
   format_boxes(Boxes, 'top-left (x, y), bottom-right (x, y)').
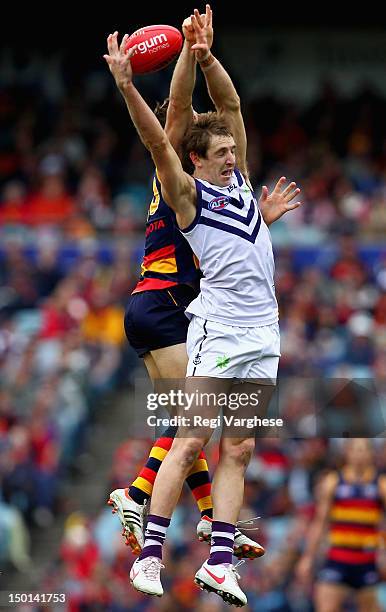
top-left (314, 583), bottom-right (350, 612)
top-left (211, 435), bottom-right (255, 524)
top-left (147, 376), bottom-right (230, 518)
top-left (109, 345), bottom-right (213, 555)
top-left (130, 377), bottom-right (224, 597)
top-left (194, 380), bottom-right (271, 607)
top-left (147, 343), bottom-right (188, 379)
top-left (211, 382), bottom-right (274, 522)
top-left (356, 587), bottom-right (381, 612)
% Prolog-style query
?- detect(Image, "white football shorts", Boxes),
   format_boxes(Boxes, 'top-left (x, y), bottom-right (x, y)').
top-left (186, 316), bottom-right (280, 382)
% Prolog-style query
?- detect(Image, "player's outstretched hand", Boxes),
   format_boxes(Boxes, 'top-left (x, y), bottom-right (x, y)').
top-left (190, 4), bottom-right (213, 61)
top-left (182, 17), bottom-right (195, 43)
top-left (103, 32), bottom-right (137, 92)
top-left (259, 177), bottom-right (301, 226)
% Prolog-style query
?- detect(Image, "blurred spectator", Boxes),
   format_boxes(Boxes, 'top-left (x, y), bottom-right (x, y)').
top-left (0, 180), bottom-right (29, 225)
top-left (26, 166), bottom-right (77, 226)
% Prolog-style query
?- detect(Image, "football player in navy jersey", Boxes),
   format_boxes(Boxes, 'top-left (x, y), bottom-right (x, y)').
top-left (105, 7), bottom-right (301, 604)
top-left (297, 439), bottom-right (386, 612)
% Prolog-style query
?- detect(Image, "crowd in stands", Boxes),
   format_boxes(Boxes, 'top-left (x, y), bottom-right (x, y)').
top-left (0, 239), bottom-right (136, 571)
top-left (2, 49), bottom-right (386, 245)
top-left (1, 46), bottom-right (386, 609)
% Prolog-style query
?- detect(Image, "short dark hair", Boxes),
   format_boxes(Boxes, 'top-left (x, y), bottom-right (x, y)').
top-left (182, 112), bottom-right (233, 160)
top-left (154, 97), bottom-right (169, 128)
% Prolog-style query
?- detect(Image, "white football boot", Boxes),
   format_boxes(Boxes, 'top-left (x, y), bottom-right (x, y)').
top-left (107, 488), bottom-right (147, 555)
top-left (129, 556), bottom-right (164, 596)
top-left (196, 515), bottom-right (265, 559)
top-left (194, 559), bottom-right (247, 607)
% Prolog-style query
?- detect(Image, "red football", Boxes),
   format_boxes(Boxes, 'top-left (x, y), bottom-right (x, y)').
top-left (125, 25), bottom-right (183, 74)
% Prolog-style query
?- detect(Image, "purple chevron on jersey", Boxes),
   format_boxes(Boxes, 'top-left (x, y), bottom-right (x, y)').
top-left (199, 211), bottom-right (262, 243)
top-left (181, 168), bottom-right (278, 327)
top-left (204, 195), bottom-right (256, 226)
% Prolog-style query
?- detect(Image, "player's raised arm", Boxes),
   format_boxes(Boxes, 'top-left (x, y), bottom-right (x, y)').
top-left (165, 32), bottom-right (196, 153)
top-left (191, 6), bottom-right (248, 181)
top-left (104, 32), bottom-right (197, 229)
top-left (165, 12), bottom-right (213, 155)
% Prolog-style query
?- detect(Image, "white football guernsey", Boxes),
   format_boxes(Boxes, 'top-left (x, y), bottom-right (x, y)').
top-left (181, 169), bottom-right (278, 327)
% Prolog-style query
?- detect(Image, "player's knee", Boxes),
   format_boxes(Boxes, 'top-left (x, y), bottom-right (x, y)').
top-left (222, 438), bottom-right (255, 468)
top-left (315, 591), bottom-right (343, 612)
top-left (172, 437), bottom-right (204, 469)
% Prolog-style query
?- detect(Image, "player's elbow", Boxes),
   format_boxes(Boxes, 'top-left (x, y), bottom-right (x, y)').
top-left (148, 136), bottom-right (169, 155)
top-left (168, 98), bottom-right (191, 113)
top-left (220, 94), bottom-right (241, 114)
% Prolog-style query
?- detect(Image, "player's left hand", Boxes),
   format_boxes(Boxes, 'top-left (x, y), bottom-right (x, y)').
top-left (190, 4), bottom-right (214, 61)
top-left (259, 177), bottom-right (301, 226)
top-left (103, 32), bottom-right (137, 92)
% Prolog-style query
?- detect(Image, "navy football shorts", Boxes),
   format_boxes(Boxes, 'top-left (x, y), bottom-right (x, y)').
top-left (124, 284), bottom-right (198, 357)
top-left (318, 559), bottom-right (379, 590)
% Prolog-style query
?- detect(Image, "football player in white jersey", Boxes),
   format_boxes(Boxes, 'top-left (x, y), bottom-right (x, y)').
top-left (107, 7), bottom-right (299, 564)
top-left (104, 11), bottom-right (301, 607)
top-left (107, 6), bottom-right (268, 564)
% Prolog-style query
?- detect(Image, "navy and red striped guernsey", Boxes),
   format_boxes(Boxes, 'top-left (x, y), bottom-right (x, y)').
top-left (132, 173), bottom-right (200, 293)
top-left (327, 471), bottom-right (384, 565)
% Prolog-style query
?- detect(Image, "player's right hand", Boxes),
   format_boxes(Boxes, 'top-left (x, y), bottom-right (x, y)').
top-left (191, 4), bottom-right (214, 61)
top-left (103, 32), bottom-right (137, 92)
top-left (259, 177), bottom-right (301, 226)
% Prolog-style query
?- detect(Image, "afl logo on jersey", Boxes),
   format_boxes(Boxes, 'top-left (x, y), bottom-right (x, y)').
top-left (208, 196), bottom-right (230, 211)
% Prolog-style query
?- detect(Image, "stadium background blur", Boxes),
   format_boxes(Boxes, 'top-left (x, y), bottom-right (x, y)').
top-left (1, 4), bottom-right (386, 610)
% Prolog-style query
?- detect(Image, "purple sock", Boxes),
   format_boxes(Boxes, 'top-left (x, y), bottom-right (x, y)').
top-left (207, 520), bottom-right (235, 565)
top-left (139, 514), bottom-right (170, 561)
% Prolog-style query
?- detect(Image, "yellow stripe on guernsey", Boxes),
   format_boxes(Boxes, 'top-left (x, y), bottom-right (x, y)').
top-left (329, 532), bottom-right (379, 548)
top-left (131, 476), bottom-right (153, 496)
top-left (150, 446), bottom-right (168, 462)
top-left (141, 258), bottom-right (177, 275)
top-left (330, 507), bottom-right (382, 524)
top-left (188, 459), bottom-right (209, 475)
top-left (198, 495), bottom-right (213, 512)
top-left (149, 177), bottom-right (160, 216)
